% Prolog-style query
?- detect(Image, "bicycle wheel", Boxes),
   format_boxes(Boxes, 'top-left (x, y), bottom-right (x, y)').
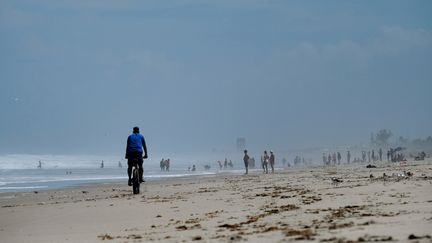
top-left (132, 168), bottom-right (140, 194)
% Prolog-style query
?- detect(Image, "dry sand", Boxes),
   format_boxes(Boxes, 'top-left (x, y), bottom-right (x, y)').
top-left (1, 160), bottom-right (431, 243)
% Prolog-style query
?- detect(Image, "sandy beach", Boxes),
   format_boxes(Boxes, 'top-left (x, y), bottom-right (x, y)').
top-left (1, 160), bottom-right (431, 243)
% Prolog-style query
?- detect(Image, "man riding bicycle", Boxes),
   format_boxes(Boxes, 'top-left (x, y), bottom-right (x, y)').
top-left (125, 126), bottom-right (148, 186)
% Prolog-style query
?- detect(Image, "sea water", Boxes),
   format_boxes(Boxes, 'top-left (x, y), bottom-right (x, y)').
top-left (0, 154), bottom-right (244, 193)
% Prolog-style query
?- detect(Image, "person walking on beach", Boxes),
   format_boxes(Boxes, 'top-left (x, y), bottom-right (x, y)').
top-left (337, 152), bottom-right (341, 165)
top-left (243, 150), bottom-right (250, 174)
top-left (347, 151), bottom-right (351, 164)
top-left (125, 126), bottom-right (148, 186)
top-left (269, 150), bottom-right (275, 173)
top-left (378, 148), bottom-right (383, 161)
top-left (261, 151), bottom-right (269, 174)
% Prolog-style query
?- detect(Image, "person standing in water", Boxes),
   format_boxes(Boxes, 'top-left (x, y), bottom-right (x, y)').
top-left (269, 150), bottom-right (275, 173)
top-left (243, 150), bottom-right (250, 174)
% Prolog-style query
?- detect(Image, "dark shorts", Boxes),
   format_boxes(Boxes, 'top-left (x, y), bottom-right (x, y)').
top-left (127, 151), bottom-right (143, 167)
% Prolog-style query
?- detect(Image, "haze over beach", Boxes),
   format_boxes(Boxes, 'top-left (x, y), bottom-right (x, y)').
top-left (1, 1), bottom-right (432, 242)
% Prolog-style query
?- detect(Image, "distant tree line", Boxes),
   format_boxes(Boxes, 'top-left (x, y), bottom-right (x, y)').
top-left (370, 129), bottom-right (432, 151)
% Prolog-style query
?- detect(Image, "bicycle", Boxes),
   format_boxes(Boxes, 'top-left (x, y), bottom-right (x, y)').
top-left (130, 158), bottom-right (143, 194)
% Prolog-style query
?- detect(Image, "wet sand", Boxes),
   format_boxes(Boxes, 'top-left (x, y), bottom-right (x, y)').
top-left (1, 160), bottom-right (431, 242)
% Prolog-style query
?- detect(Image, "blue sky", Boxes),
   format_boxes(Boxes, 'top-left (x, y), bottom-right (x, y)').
top-left (1, 0), bottom-right (431, 154)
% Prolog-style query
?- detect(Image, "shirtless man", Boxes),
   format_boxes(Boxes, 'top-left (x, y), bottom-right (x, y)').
top-left (269, 150), bottom-right (275, 173)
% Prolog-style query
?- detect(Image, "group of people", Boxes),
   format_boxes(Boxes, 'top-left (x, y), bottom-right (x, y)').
top-left (293, 156), bottom-right (309, 166)
top-left (217, 158), bottom-right (234, 170)
top-left (160, 158), bottom-right (171, 171)
top-left (243, 150), bottom-right (275, 174)
top-left (322, 152), bottom-right (343, 165)
top-left (321, 148), bottom-right (412, 165)
top-left (188, 165), bottom-right (196, 172)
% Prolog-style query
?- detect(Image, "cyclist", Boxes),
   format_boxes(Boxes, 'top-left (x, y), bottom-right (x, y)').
top-left (125, 126), bottom-right (148, 186)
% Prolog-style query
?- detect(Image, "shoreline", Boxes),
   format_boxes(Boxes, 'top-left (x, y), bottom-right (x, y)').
top-left (1, 161), bottom-right (431, 242)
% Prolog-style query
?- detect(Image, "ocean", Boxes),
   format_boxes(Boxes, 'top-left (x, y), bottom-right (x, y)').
top-left (0, 154), bottom-right (245, 193)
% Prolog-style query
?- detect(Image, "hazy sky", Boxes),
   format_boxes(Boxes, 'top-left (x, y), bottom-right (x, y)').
top-left (1, 0), bottom-right (431, 155)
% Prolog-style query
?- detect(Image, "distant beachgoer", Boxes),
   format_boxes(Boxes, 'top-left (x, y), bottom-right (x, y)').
top-left (328, 154), bottom-right (332, 165)
top-left (118, 161), bottom-right (123, 168)
top-left (243, 150), bottom-right (250, 174)
top-left (37, 160), bottom-right (42, 169)
top-left (347, 151), bottom-right (351, 164)
top-left (166, 159), bottom-right (170, 171)
top-left (337, 152), bottom-right (341, 165)
top-left (217, 161), bottom-right (222, 170)
top-left (224, 158), bottom-right (228, 169)
top-left (228, 160), bottom-right (233, 168)
top-left (362, 151), bottom-right (366, 162)
top-left (160, 158), bottom-right (165, 171)
top-left (367, 151), bottom-right (371, 163)
top-left (192, 165), bottom-right (196, 172)
top-left (332, 153), bottom-right (337, 165)
top-left (262, 151), bottom-right (269, 174)
top-left (125, 126), bottom-right (148, 185)
top-left (282, 157), bottom-right (287, 167)
top-left (249, 157), bottom-right (255, 168)
top-left (322, 153), bottom-right (327, 165)
top-left (378, 148), bottom-right (383, 161)
top-left (372, 150), bottom-right (375, 162)
top-left (387, 150), bottom-right (390, 162)
top-left (100, 160), bottom-right (104, 169)
top-left (269, 151), bottom-right (275, 173)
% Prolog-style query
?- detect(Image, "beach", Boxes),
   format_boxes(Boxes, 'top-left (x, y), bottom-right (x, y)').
top-left (1, 161), bottom-right (431, 243)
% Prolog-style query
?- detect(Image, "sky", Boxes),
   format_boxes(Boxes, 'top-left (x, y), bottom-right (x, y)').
top-left (1, 0), bottom-right (431, 155)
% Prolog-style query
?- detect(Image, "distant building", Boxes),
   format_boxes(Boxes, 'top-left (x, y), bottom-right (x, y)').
top-left (236, 138), bottom-right (246, 151)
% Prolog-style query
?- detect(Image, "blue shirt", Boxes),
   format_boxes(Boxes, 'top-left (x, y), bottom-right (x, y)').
top-left (126, 133), bottom-right (146, 154)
